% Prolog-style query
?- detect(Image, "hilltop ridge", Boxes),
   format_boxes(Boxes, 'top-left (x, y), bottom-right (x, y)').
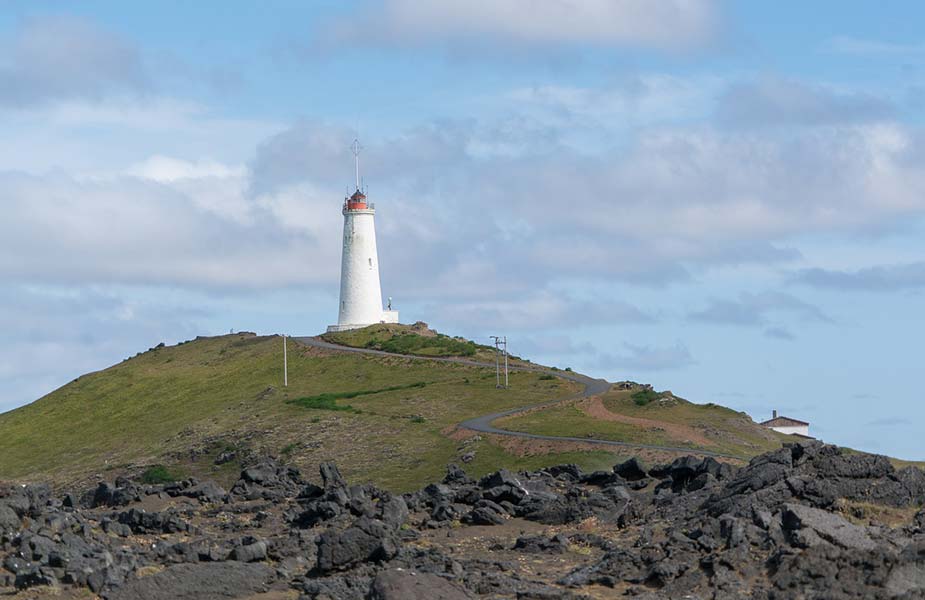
top-left (0, 325), bottom-right (908, 493)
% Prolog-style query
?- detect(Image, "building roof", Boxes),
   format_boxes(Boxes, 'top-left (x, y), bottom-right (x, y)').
top-left (759, 416), bottom-right (810, 427)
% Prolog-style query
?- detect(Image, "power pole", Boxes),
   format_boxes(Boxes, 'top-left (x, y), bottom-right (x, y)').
top-left (503, 335), bottom-right (509, 388)
top-left (490, 335), bottom-right (509, 389)
top-left (283, 334), bottom-right (288, 387)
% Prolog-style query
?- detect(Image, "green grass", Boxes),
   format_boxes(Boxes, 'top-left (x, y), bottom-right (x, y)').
top-left (4, 329), bottom-right (914, 492)
top-left (0, 332), bottom-right (583, 491)
top-left (280, 443), bottom-right (298, 456)
top-left (289, 381), bottom-right (429, 411)
top-left (323, 323), bottom-right (495, 359)
top-left (139, 464), bottom-right (183, 484)
top-left (290, 396), bottom-right (359, 412)
top-left (374, 333), bottom-right (477, 357)
top-left (499, 404), bottom-right (690, 448)
top-left (632, 389), bottom-right (661, 406)
top-left (499, 389), bottom-right (795, 459)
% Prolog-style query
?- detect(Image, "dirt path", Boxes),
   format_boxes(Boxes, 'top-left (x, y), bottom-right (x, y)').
top-left (579, 396), bottom-right (716, 447)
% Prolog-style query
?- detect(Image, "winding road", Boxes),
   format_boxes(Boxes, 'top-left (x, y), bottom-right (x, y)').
top-left (294, 336), bottom-right (739, 460)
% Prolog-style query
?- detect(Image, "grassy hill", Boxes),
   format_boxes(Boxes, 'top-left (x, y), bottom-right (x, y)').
top-left (0, 331), bottom-right (622, 491)
top-left (498, 386), bottom-right (795, 459)
top-left (3, 327), bottom-right (909, 491)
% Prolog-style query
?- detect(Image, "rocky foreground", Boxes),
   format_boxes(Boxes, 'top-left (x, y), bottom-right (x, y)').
top-left (1, 441), bottom-right (924, 599)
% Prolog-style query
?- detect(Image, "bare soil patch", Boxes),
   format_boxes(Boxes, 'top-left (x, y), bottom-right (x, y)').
top-left (579, 396), bottom-right (716, 447)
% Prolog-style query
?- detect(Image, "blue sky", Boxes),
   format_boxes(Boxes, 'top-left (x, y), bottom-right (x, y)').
top-left (1, 1), bottom-right (924, 459)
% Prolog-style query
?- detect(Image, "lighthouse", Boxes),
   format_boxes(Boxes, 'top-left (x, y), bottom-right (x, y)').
top-left (327, 140), bottom-right (399, 332)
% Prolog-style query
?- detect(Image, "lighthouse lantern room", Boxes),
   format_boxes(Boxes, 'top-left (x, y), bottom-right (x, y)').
top-left (327, 140), bottom-right (399, 332)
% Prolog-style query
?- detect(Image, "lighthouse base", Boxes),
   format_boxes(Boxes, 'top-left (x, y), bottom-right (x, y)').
top-left (327, 310), bottom-right (400, 333)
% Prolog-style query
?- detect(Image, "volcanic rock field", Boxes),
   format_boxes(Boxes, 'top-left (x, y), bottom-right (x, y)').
top-left (2, 440), bottom-right (924, 599)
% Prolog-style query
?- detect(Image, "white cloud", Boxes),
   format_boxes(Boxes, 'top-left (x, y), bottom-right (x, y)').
top-left (323, 0), bottom-right (719, 50)
top-left (507, 74), bottom-right (723, 132)
top-left (715, 77), bottom-right (894, 128)
top-left (0, 15), bottom-right (147, 107)
top-left (432, 290), bottom-right (653, 331)
top-left (688, 291), bottom-right (832, 327)
top-left (127, 156), bottom-right (246, 183)
top-left (0, 169), bottom-right (340, 289)
top-left (792, 262), bottom-right (925, 291)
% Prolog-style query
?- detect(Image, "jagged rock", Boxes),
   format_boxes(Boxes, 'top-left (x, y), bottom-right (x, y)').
top-left (106, 562), bottom-right (277, 599)
top-left (513, 534), bottom-right (569, 554)
top-left (316, 516), bottom-right (400, 572)
top-left (479, 469), bottom-right (524, 490)
top-left (781, 503), bottom-right (877, 551)
top-left (614, 457), bottom-right (648, 481)
top-left (231, 540), bottom-right (267, 562)
top-left (0, 504), bottom-right (20, 533)
top-left (230, 459), bottom-right (304, 501)
top-left (117, 508), bottom-right (189, 534)
top-left (462, 500), bottom-right (507, 525)
top-left (0, 483), bottom-right (51, 517)
top-left (443, 464), bottom-right (473, 486)
top-left (184, 481), bottom-right (227, 504)
top-left (0, 443), bottom-right (921, 599)
top-left (482, 484), bottom-right (526, 504)
top-left (580, 470), bottom-right (620, 486)
top-left (543, 464), bottom-right (584, 482)
top-left (378, 495), bottom-right (409, 530)
top-left (370, 568), bottom-right (472, 600)
top-left (320, 462), bottom-right (346, 490)
top-left (301, 572), bottom-right (375, 599)
top-left (241, 463), bottom-right (277, 485)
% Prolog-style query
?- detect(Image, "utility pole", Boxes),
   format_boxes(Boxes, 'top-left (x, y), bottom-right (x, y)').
top-left (283, 334), bottom-right (288, 387)
top-left (503, 335), bottom-right (509, 388)
top-left (490, 335), bottom-right (509, 389)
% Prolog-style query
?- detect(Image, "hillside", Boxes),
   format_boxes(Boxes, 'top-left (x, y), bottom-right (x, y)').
top-left (3, 327), bottom-right (901, 493)
top-left (0, 331), bottom-right (616, 491)
top-left (498, 385), bottom-right (793, 459)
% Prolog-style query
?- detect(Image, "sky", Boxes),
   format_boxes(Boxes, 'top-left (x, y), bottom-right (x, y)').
top-left (1, 1), bottom-right (924, 459)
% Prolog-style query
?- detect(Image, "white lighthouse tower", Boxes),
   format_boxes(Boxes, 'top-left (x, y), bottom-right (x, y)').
top-left (327, 140), bottom-right (399, 332)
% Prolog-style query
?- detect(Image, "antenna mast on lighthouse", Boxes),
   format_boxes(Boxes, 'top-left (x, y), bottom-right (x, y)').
top-left (350, 138), bottom-right (362, 191)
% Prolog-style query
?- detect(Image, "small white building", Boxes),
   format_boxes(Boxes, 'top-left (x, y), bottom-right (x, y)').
top-left (760, 410), bottom-right (811, 438)
top-left (327, 140), bottom-right (399, 333)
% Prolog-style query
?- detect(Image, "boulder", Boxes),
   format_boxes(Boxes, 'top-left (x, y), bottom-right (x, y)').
top-left (370, 568), bottom-right (472, 600)
top-left (543, 464), bottom-right (584, 481)
top-left (320, 462), bottom-right (347, 490)
top-left (316, 516), bottom-right (400, 572)
top-left (613, 457), bottom-right (648, 482)
top-left (184, 481), bottom-right (227, 504)
top-left (231, 540), bottom-right (267, 563)
top-left (781, 503), bottom-right (877, 551)
top-left (117, 508), bottom-right (189, 534)
top-left (0, 504), bottom-right (20, 533)
top-left (479, 469), bottom-right (523, 490)
top-left (461, 500), bottom-right (507, 526)
top-left (513, 534), bottom-right (569, 554)
top-left (241, 463), bottom-right (277, 485)
top-left (378, 495), bottom-right (409, 530)
top-left (443, 464), bottom-right (473, 486)
top-left (106, 562), bottom-right (276, 599)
